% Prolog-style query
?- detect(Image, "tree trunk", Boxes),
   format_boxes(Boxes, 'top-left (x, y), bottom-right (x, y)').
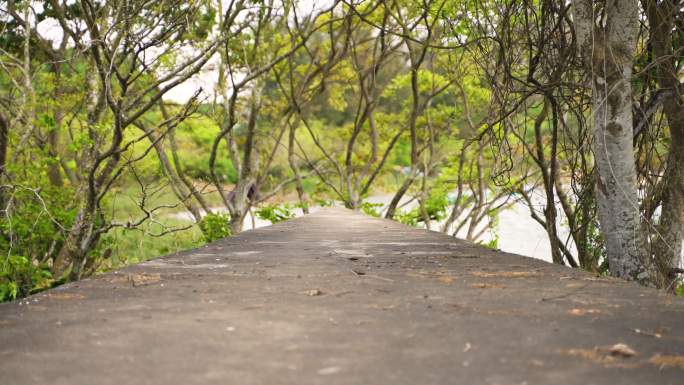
top-left (228, 176), bottom-right (256, 234)
top-left (229, 209), bottom-right (247, 234)
top-left (654, 144), bottom-right (684, 286)
top-left (161, 102), bottom-right (212, 215)
top-left (137, 122), bottom-right (203, 222)
top-left (384, 169), bottom-right (417, 219)
top-left (643, 0), bottom-right (684, 288)
top-left (0, 114), bottom-right (8, 212)
top-left (52, 209), bottom-right (92, 279)
top-left (46, 62), bottom-right (64, 187)
top-left (288, 119), bottom-right (309, 214)
top-left (574, 0), bottom-right (647, 282)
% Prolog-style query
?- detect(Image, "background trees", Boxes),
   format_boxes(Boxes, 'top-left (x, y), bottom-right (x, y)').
top-left (1, 0), bottom-right (682, 300)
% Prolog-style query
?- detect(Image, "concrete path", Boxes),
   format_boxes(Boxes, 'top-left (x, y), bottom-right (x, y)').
top-left (1, 208), bottom-right (683, 385)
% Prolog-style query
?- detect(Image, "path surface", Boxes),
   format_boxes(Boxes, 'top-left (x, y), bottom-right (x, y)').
top-left (1, 208), bottom-right (683, 385)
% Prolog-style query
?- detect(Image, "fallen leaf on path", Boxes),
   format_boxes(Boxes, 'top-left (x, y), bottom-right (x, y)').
top-left (609, 343), bottom-right (636, 357)
top-left (317, 366), bottom-right (341, 375)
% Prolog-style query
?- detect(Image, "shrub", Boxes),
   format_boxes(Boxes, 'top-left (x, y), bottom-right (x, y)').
top-left (198, 213), bottom-right (232, 242)
top-left (255, 204), bottom-right (295, 223)
top-left (0, 185), bottom-right (78, 301)
top-left (360, 202), bottom-right (383, 217)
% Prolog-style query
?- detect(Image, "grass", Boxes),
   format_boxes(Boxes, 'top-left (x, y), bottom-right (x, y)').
top-left (102, 183), bottom-right (209, 270)
top-left (105, 219), bottom-right (205, 269)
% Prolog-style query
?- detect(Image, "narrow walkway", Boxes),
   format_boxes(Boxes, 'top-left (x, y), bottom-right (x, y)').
top-left (1, 208), bottom-right (682, 384)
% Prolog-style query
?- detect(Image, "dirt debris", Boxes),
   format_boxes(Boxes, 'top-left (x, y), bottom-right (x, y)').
top-left (649, 354), bottom-right (684, 369)
top-left (562, 343), bottom-right (639, 368)
top-left (303, 289), bottom-right (323, 296)
top-left (45, 293), bottom-right (86, 300)
top-left (438, 276), bottom-right (455, 284)
top-left (568, 308), bottom-right (602, 316)
top-left (129, 273), bottom-right (163, 287)
top-left (470, 283), bottom-right (506, 289)
top-left (471, 271), bottom-right (539, 278)
top-left (633, 328), bottom-right (663, 339)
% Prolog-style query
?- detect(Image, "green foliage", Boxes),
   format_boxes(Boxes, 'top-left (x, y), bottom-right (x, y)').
top-left (198, 213), bottom-right (232, 242)
top-left (0, 187), bottom-right (77, 257)
top-left (256, 204), bottom-right (295, 224)
top-left (174, 116), bottom-right (238, 183)
top-left (476, 216), bottom-right (501, 250)
top-left (422, 190), bottom-right (450, 222)
top-left (183, 154), bottom-right (238, 183)
top-left (395, 209), bottom-right (418, 227)
top-left (478, 238), bottom-right (499, 250)
top-left (0, 185), bottom-right (78, 301)
top-left (383, 70), bottom-right (451, 103)
top-left (6, 0), bottom-right (677, 301)
top-left (675, 281), bottom-right (683, 297)
top-left (360, 202), bottom-right (383, 217)
top-left (392, 140), bottom-right (412, 168)
top-left (394, 188), bottom-right (450, 227)
top-left (314, 198), bottom-right (334, 208)
top-left (0, 255), bottom-right (52, 301)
